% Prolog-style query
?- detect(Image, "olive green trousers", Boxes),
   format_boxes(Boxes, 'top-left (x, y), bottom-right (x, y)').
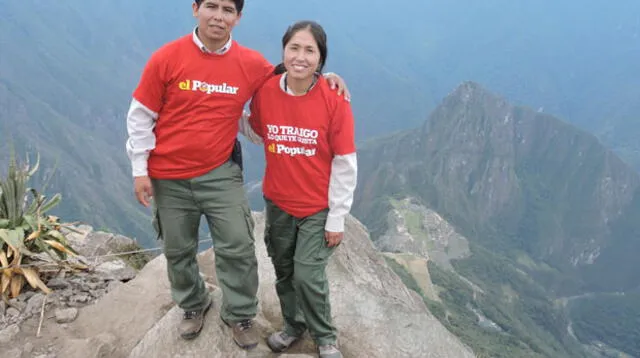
top-left (151, 161), bottom-right (257, 321)
top-left (264, 198), bottom-right (337, 346)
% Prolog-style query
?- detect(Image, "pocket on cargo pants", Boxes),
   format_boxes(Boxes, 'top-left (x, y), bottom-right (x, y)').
top-left (151, 201), bottom-right (162, 240)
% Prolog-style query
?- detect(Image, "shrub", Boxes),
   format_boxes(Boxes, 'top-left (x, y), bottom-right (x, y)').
top-left (0, 151), bottom-right (80, 298)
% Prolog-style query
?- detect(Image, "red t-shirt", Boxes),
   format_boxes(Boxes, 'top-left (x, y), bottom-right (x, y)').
top-left (133, 35), bottom-right (273, 179)
top-left (249, 75), bottom-right (356, 218)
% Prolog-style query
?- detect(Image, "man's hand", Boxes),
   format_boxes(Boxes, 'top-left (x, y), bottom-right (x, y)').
top-left (324, 73), bottom-right (351, 102)
top-left (325, 231), bottom-right (344, 248)
top-left (134, 176), bottom-right (153, 207)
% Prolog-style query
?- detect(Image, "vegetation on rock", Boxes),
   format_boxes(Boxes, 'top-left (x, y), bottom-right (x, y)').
top-left (0, 150), bottom-right (83, 299)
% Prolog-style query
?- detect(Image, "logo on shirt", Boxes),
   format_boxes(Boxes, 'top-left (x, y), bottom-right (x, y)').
top-left (178, 79), bottom-right (239, 95)
top-left (271, 144), bottom-right (316, 157)
top-left (265, 125), bottom-right (319, 145)
top-left (265, 125), bottom-right (318, 157)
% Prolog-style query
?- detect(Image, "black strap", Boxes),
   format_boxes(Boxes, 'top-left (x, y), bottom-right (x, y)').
top-left (284, 73), bottom-right (318, 95)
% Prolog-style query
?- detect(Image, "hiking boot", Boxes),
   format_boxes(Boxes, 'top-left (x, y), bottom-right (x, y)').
top-left (222, 317), bottom-right (259, 350)
top-left (178, 298), bottom-right (212, 340)
top-left (267, 331), bottom-right (300, 353)
top-left (318, 344), bottom-right (343, 358)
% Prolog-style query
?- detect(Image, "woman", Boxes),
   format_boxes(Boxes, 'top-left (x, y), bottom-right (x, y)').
top-left (247, 20), bottom-right (357, 358)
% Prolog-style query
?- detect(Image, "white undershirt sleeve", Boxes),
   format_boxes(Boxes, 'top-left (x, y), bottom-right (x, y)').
top-left (325, 152), bottom-right (358, 232)
top-left (125, 98), bottom-right (158, 177)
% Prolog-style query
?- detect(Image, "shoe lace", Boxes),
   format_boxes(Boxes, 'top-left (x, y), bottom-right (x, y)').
top-left (237, 319), bottom-right (253, 331)
top-left (183, 310), bottom-right (198, 320)
top-left (319, 344), bottom-right (339, 353)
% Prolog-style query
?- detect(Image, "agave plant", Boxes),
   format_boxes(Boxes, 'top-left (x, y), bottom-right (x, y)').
top-left (0, 150), bottom-right (80, 298)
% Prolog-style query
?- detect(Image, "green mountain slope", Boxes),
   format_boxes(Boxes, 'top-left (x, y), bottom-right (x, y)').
top-left (353, 82), bottom-right (640, 356)
top-left (0, 0), bottom-right (191, 245)
top-left (2, 0), bottom-right (640, 244)
top-left (355, 81), bottom-right (640, 294)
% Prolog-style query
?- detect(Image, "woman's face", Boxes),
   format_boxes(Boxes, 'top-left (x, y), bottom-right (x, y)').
top-left (283, 29), bottom-right (321, 81)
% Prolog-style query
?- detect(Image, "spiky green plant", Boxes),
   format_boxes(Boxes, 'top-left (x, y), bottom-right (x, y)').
top-left (0, 150), bottom-right (80, 298)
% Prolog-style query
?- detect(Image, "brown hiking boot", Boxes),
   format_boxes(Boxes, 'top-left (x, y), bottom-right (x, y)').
top-left (267, 330), bottom-right (300, 352)
top-left (222, 318), bottom-right (259, 350)
top-left (178, 299), bottom-right (212, 340)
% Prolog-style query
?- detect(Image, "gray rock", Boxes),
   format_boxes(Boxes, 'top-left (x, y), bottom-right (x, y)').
top-left (24, 341), bottom-right (34, 354)
top-left (58, 333), bottom-right (117, 358)
top-left (81, 232), bottom-right (115, 257)
top-left (0, 323), bottom-right (20, 344)
top-left (86, 281), bottom-right (102, 291)
top-left (8, 298), bottom-right (26, 312)
top-left (18, 290), bottom-right (35, 302)
top-left (55, 308), bottom-right (78, 324)
top-left (4, 348), bottom-right (22, 358)
top-left (79, 282), bottom-right (93, 292)
top-left (96, 260), bottom-right (137, 282)
top-left (26, 293), bottom-right (47, 316)
top-left (0, 300), bottom-right (6, 317)
top-left (110, 234), bottom-right (138, 250)
top-left (128, 214), bottom-right (475, 358)
top-left (71, 293), bottom-right (91, 304)
top-left (91, 289), bottom-right (106, 298)
top-left (6, 307), bottom-right (20, 319)
top-left (106, 280), bottom-right (122, 293)
top-left (47, 277), bottom-right (70, 289)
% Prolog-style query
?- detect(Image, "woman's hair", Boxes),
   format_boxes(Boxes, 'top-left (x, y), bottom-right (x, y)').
top-left (274, 21), bottom-right (328, 75)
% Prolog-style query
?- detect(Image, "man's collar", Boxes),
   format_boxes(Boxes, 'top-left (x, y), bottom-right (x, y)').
top-left (192, 27), bottom-right (232, 55)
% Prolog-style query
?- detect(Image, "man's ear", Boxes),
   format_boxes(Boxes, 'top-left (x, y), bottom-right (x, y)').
top-left (192, 2), bottom-right (199, 17)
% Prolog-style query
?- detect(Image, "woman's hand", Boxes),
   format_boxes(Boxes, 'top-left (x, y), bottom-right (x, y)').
top-left (325, 231), bottom-right (344, 247)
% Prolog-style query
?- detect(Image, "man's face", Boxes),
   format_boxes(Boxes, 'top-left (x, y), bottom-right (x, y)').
top-left (192, 0), bottom-right (241, 42)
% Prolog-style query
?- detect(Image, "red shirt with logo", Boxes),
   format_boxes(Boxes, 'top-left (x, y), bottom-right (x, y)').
top-left (249, 75), bottom-right (356, 218)
top-left (133, 35), bottom-right (273, 179)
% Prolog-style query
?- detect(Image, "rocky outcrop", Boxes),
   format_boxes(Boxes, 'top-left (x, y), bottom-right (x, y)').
top-left (0, 225), bottom-right (151, 357)
top-left (49, 213), bottom-right (474, 358)
top-left (0, 226), bottom-right (145, 332)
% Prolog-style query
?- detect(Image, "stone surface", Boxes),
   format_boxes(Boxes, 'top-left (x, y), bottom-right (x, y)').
top-left (95, 260), bottom-right (137, 282)
top-left (8, 299), bottom-right (26, 312)
top-left (4, 347), bottom-right (22, 358)
top-left (55, 254), bottom-right (173, 358)
top-left (59, 333), bottom-right (117, 358)
top-left (55, 308), bottom-right (79, 324)
top-left (26, 293), bottom-right (47, 316)
top-left (126, 214), bottom-right (474, 358)
top-left (0, 324), bottom-right (20, 344)
top-left (6, 307), bottom-right (20, 319)
top-left (6, 216), bottom-right (473, 358)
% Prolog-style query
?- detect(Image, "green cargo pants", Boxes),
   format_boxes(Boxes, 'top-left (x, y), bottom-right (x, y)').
top-left (264, 198), bottom-right (337, 346)
top-left (151, 161), bottom-right (257, 322)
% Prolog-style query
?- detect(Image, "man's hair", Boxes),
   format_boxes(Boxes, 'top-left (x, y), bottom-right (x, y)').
top-left (194, 0), bottom-right (244, 13)
top-left (274, 21), bottom-right (328, 75)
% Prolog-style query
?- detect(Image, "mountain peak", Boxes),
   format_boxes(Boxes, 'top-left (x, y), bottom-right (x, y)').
top-left (359, 81), bottom-right (640, 293)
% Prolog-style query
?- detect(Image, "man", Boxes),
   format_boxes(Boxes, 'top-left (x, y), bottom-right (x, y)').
top-left (125, 0), bottom-right (348, 350)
